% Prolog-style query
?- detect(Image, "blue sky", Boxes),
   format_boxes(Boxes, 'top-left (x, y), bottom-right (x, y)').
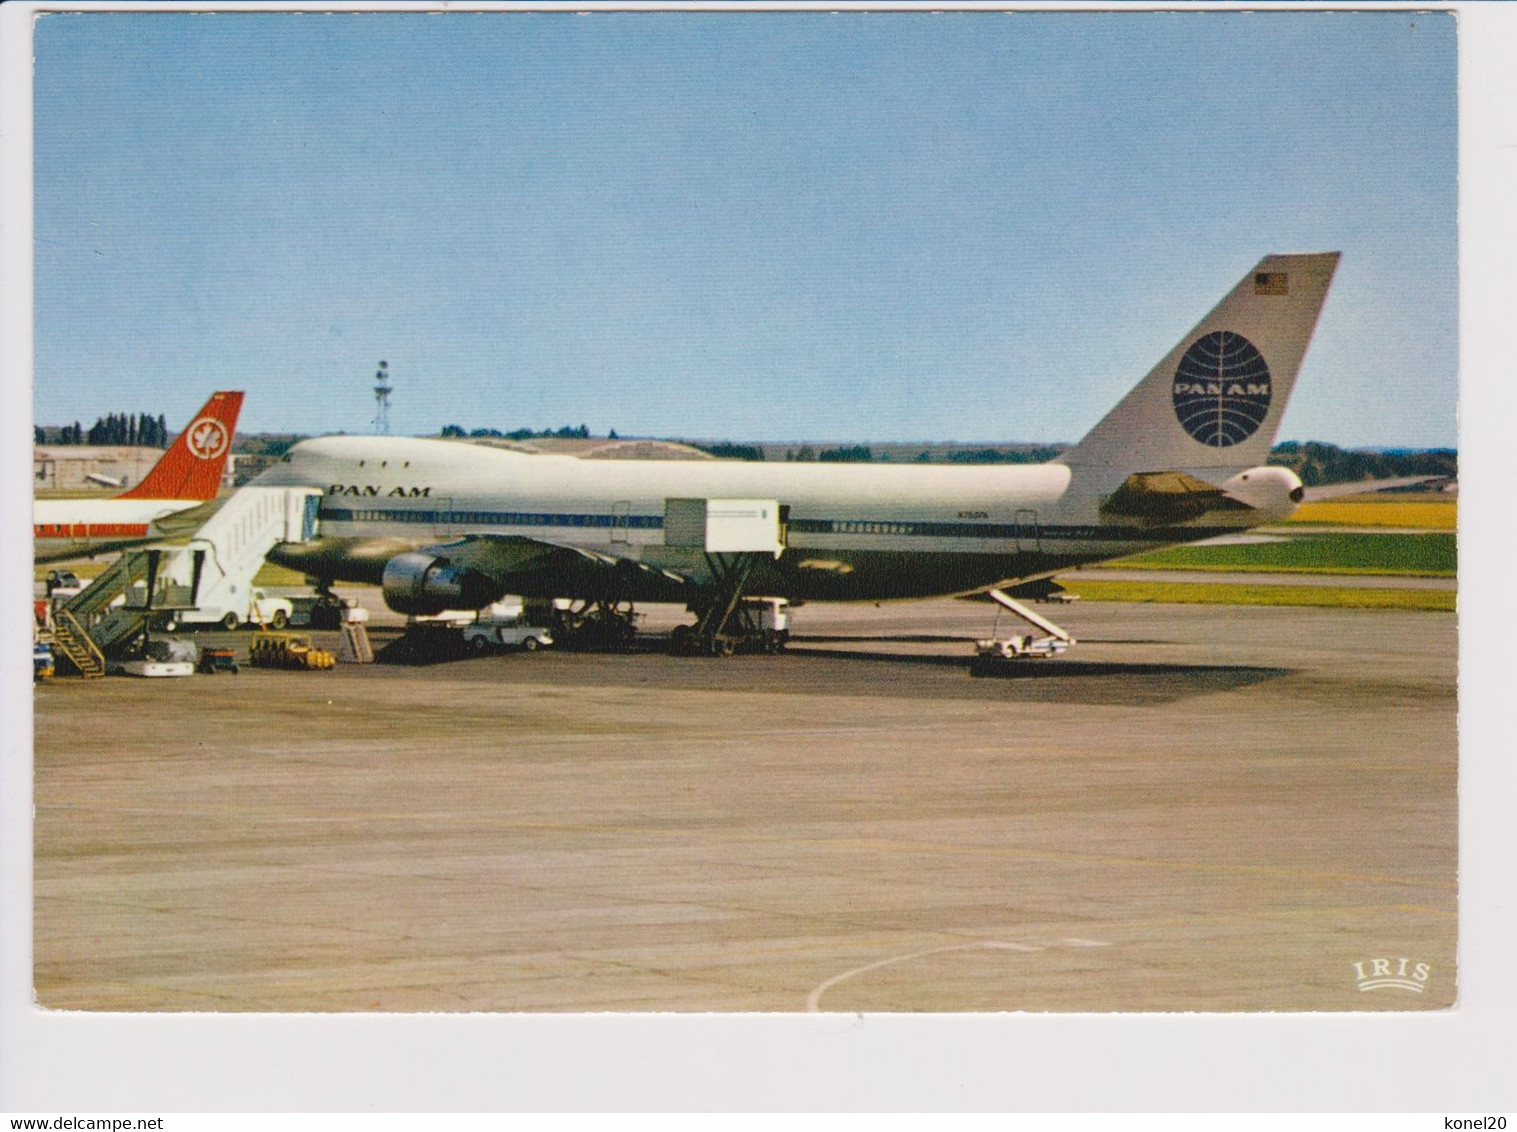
top-left (32, 10), bottom-right (1458, 447)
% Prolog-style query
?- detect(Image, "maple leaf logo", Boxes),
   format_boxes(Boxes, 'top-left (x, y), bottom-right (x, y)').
top-left (186, 417), bottom-right (229, 460)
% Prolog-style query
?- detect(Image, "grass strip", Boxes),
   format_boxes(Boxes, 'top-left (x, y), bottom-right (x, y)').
top-left (1065, 579), bottom-right (1454, 612)
top-left (1109, 532), bottom-right (1455, 576)
top-left (252, 562), bottom-right (312, 586)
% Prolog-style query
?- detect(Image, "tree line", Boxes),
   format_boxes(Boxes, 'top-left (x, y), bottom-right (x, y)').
top-left (784, 444), bottom-right (1062, 463)
top-left (441, 423), bottom-right (594, 441)
top-left (36, 412), bottom-right (170, 447)
top-left (782, 444), bottom-right (875, 462)
top-left (1267, 441), bottom-right (1457, 487)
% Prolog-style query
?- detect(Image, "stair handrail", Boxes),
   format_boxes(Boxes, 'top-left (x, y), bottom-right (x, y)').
top-left (61, 553), bottom-right (152, 619)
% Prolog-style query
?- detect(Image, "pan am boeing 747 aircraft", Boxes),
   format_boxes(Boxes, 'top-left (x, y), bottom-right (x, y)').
top-left (255, 253), bottom-right (1338, 648)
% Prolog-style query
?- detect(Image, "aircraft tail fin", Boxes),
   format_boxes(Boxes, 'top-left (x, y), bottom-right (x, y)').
top-left (1055, 253), bottom-right (1339, 481)
top-left (116, 391), bottom-right (244, 500)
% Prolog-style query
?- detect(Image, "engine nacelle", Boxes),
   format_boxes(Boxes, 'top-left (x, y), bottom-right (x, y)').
top-left (1219, 465), bottom-right (1305, 520)
top-left (381, 552), bottom-right (501, 616)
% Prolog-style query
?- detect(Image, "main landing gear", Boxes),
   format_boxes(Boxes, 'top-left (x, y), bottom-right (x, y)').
top-left (306, 579), bottom-right (350, 630)
top-left (549, 598), bottom-right (641, 652)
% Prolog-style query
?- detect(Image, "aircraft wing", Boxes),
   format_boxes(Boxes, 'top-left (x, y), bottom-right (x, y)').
top-left (147, 497), bottom-right (228, 537)
top-left (274, 532), bottom-right (700, 614)
top-left (415, 533), bottom-right (694, 600)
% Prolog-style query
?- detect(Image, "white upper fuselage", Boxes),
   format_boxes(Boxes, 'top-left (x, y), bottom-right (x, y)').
top-left (256, 435), bottom-right (1293, 601)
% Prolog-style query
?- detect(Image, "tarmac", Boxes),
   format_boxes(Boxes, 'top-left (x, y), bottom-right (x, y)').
top-left (32, 594), bottom-right (1457, 1013)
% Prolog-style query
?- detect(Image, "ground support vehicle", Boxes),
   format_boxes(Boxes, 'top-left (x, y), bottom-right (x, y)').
top-left (115, 636), bottom-right (198, 678)
top-left (669, 597), bottom-right (790, 657)
top-left (461, 607), bottom-right (553, 654)
top-left (248, 632), bottom-right (336, 670)
top-left (34, 641), bottom-right (55, 681)
top-left (967, 587), bottom-right (1076, 675)
top-left (290, 593), bottom-right (370, 630)
top-left (969, 634), bottom-right (1069, 675)
top-left (118, 659), bottom-right (195, 677)
top-left (164, 588), bottom-right (294, 631)
top-left (381, 621), bottom-right (471, 664)
top-left (198, 647), bottom-right (239, 674)
top-left (45, 569), bottom-right (83, 599)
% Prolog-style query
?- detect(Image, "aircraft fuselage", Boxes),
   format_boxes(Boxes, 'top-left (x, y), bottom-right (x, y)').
top-left (33, 498), bottom-right (214, 564)
top-left (258, 435), bottom-right (1292, 603)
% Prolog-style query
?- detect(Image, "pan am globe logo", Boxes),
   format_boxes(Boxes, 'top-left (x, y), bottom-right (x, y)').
top-left (1172, 331), bottom-right (1272, 447)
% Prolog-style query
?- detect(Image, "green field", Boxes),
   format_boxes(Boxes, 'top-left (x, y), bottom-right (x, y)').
top-left (252, 562), bottom-right (313, 587)
top-left (1107, 532), bottom-right (1456, 577)
top-left (1067, 579), bottom-right (1454, 612)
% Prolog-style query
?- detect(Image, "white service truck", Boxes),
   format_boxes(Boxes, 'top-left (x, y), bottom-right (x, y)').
top-left (163, 587), bottom-right (294, 631)
top-left (460, 603), bottom-right (554, 653)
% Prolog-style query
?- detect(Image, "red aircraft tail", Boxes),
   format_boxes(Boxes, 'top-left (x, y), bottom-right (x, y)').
top-left (116, 391), bottom-right (244, 500)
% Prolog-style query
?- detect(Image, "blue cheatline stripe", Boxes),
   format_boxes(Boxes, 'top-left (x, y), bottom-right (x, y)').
top-left (324, 506), bottom-right (663, 530)
top-left (319, 505), bottom-right (1241, 544)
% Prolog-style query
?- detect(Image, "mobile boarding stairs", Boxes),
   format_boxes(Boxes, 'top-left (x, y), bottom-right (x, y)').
top-left (48, 487), bottom-right (322, 676)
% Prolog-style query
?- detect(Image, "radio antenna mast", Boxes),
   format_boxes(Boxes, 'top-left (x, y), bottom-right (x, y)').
top-left (373, 360), bottom-right (393, 434)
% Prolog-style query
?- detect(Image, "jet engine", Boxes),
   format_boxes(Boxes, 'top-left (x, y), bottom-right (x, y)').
top-left (380, 552), bottom-right (503, 616)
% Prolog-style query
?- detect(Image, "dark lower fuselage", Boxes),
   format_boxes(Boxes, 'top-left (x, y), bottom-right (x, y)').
top-left (268, 512), bottom-right (1247, 605)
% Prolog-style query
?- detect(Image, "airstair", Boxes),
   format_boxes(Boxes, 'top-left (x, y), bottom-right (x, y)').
top-left (47, 487), bottom-right (322, 672)
top-left (51, 607), bottom-right (106, 678)
top-left (969, 588), bottom-right (1077, 673)
top-left (58, 551), bottom-right (153, 621)
top-left (337, 621), bottom-right (374, 663)
top-left (155, 487), bottom-right (321, 626)
top-left (51, 551), bottom-right (164, 674)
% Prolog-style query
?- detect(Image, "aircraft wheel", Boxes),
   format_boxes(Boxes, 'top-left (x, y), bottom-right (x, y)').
top-left (270, 610), bottom-right (289, 629)
top-left (162, 616), bottom-right (178, 632)
top-left (222, 612), bottom-right (240, 631)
